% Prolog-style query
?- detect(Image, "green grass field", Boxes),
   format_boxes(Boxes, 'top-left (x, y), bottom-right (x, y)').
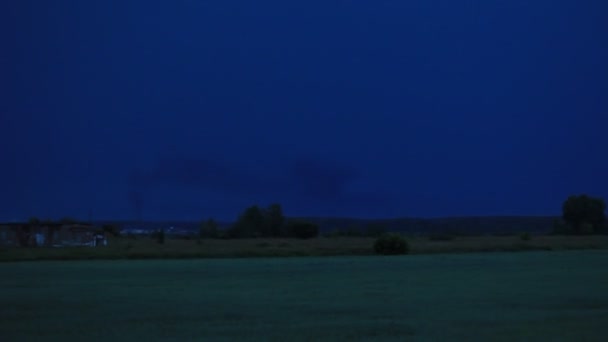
top-left (2, 251), bottom-right (608, 341)
top-left (3, 235), bottom-right (608, 261)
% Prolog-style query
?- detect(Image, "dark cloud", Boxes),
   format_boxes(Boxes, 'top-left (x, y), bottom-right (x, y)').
top-left (129, 156), bottom-right (285, 196)
top-left (127, 155), bottom-right (398, 219)
top-left (127, 156), bottom-right (266, 219)
top-left (129, 156), bottom-right (362, 198)
top-left (289, 158), bottom-right (359, 200)
top-left (134, 157), bottom-right (245, 190)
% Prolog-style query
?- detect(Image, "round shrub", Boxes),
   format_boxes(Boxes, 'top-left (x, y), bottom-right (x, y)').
top-left (374, 234), bottom-right (409, 255)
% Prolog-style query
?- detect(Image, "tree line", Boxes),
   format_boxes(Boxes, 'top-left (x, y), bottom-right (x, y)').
top-left (21, 194), bottom-right (606, 240)
top-left (200, 204), bottom-right (319, 239)
top-left (556, 194), bottom-right (606, 234)
top-left (214, 194), bottom-right (606, 238)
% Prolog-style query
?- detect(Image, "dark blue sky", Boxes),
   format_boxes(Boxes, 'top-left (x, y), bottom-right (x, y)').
top-left (1, 0), bottom-right (607, 221)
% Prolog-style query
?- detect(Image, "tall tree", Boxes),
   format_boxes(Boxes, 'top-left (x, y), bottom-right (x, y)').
top-left (231, 205), bottom-right (265, 238)
top-left (562, 194), bottom-right (606, 234)
top-left (265, 203), bottom-right (285, 237)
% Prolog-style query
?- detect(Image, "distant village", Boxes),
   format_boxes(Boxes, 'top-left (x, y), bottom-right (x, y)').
top-left (0, 221), bottom-right (107, 247)
top-left (0, 219), bottom-right (205, 248)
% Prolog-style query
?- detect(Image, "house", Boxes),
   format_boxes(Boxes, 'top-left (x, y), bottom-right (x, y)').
top-left (0, 222), bottom-right (107, 247)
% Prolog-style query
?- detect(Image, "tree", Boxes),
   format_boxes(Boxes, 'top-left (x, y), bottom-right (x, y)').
top-left (200, 218), bottom-right (219, 239)
top-left (230, 205), bottom-right (265, 238)
top-left (265, 203), bottom-right (285, 237)
top-left (562, 194), bottom-right (606, 234)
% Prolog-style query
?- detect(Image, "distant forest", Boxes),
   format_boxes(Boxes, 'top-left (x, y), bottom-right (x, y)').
top-left (101, 216), bottom-right (558, 236)
top-left (40, 195), bottom-right (606, 238)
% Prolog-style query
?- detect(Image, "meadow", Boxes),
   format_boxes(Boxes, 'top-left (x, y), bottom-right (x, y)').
top-left (2, 235), bottom-right (608, 261)
top-left (1, 250), bottom-right (608, 341)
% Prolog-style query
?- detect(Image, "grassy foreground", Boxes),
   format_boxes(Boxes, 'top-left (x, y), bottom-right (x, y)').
top-left (1, 251), bottom-right (607, 341)
top-left (2, 235), bottom-right (608, 261)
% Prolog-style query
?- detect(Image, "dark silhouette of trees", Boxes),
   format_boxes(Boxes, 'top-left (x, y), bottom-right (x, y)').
top-left (230, 205), bottom-right (266, 238)
top-left (561, 194), bottom-right (606, 234)
top-left (228, 204), bottom-right (290, 238)
top-left (265, 204), bottom-right (285, 237)
top-left (284, 220), bottom-right (319, 239)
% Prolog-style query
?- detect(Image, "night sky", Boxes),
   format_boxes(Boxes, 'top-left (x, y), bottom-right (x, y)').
top-left (1, 1), bottom-right (607, 221)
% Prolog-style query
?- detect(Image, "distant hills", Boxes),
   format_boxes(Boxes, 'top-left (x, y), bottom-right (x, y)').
top-left (99, 216), bottom-right (558, 236)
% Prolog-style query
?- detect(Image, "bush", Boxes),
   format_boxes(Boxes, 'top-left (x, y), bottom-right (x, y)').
top-left (374, 234), bottom-right (409, 255)
top-left (520, 232), bottom-right (531, 241)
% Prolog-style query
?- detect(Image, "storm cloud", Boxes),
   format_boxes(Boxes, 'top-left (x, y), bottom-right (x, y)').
top-left (127, 155), bottom-right (398, 219)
